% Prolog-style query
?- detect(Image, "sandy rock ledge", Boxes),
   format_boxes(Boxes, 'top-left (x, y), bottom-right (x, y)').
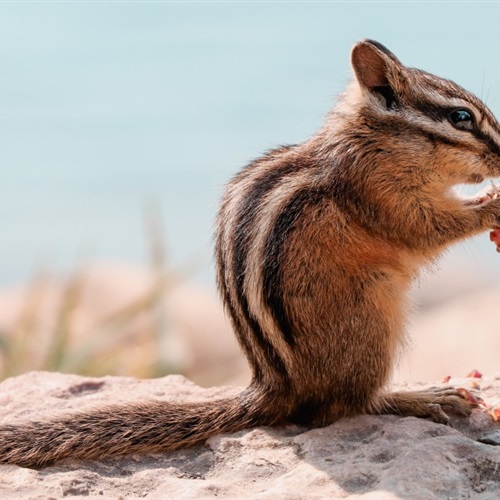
top-left (0, 372), bottom-right (500, 499)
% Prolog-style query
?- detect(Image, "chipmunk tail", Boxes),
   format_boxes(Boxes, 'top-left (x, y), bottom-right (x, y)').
top-left (0, 386), bottom-right (278, 468)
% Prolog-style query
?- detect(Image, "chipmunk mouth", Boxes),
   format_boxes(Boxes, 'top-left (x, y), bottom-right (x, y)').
top-left (453, 179), bottom-right (500, 208)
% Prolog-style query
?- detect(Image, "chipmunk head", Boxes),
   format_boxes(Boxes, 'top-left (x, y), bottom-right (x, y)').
top-left (345, 39), bottom-right (500, 207)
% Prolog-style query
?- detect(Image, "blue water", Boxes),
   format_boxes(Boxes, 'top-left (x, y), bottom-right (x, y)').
top-left (2, 2), bottom-right (500, 286)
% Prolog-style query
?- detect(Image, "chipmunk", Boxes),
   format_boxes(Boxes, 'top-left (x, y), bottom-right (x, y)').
top-left (2, 39), bottom-right (500, 468)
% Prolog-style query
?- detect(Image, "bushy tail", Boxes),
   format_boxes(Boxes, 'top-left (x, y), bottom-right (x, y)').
top-left (0, 388), bottom-right (273, 468)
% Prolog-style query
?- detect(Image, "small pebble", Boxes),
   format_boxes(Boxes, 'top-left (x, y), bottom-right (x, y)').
top-left (477, 431), bottom-right (500, 446)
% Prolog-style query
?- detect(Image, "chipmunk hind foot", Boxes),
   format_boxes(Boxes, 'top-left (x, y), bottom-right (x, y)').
top-left (370, 388), bottom-right (476, 425)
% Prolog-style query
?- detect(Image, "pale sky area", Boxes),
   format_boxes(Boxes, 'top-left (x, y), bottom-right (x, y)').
top-left (2, 2), bottom-right (500, 288)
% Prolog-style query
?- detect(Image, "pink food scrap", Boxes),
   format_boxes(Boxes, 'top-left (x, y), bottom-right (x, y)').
top-left (490, 227), bottom-right (500, 252)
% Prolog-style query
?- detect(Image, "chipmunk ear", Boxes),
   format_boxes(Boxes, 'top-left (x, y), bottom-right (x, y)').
top-left (351, 40), bottom-right (404, 108)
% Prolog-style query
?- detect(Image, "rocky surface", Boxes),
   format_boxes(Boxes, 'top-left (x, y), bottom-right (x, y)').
top-left (0, 372), bottom-right (500, 499)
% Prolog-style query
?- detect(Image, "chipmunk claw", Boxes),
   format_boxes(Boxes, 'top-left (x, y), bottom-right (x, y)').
top-left (427, 403), bottom-right (451, 425)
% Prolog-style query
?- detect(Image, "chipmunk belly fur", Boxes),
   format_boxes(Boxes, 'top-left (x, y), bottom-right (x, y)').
top-left (3, 39), bottom-right (500, 467)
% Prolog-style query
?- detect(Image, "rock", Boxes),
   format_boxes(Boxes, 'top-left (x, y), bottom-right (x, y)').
top-left (478, 431), bottom-right (500, 446)
top-left (0, 372), bottom-right (500, 499)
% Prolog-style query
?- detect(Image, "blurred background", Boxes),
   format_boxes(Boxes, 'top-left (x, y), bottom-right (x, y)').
top-left (1, 2), bottom-right (500, 386)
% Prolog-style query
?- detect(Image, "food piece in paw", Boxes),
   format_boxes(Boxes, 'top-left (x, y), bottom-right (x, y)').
top-left (490, 227), bottom-right (500, 252)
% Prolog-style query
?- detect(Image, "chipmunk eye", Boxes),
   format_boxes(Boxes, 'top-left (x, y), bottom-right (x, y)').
top-left (448, 109), bottom-right (474, 131)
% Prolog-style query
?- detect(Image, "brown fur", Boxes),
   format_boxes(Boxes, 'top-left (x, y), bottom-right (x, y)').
top-left (2, 40), bottom-right (500, 467)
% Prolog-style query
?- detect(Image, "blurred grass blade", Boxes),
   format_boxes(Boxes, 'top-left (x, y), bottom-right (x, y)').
top-left (44, 270), bottom-right (85, 372)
